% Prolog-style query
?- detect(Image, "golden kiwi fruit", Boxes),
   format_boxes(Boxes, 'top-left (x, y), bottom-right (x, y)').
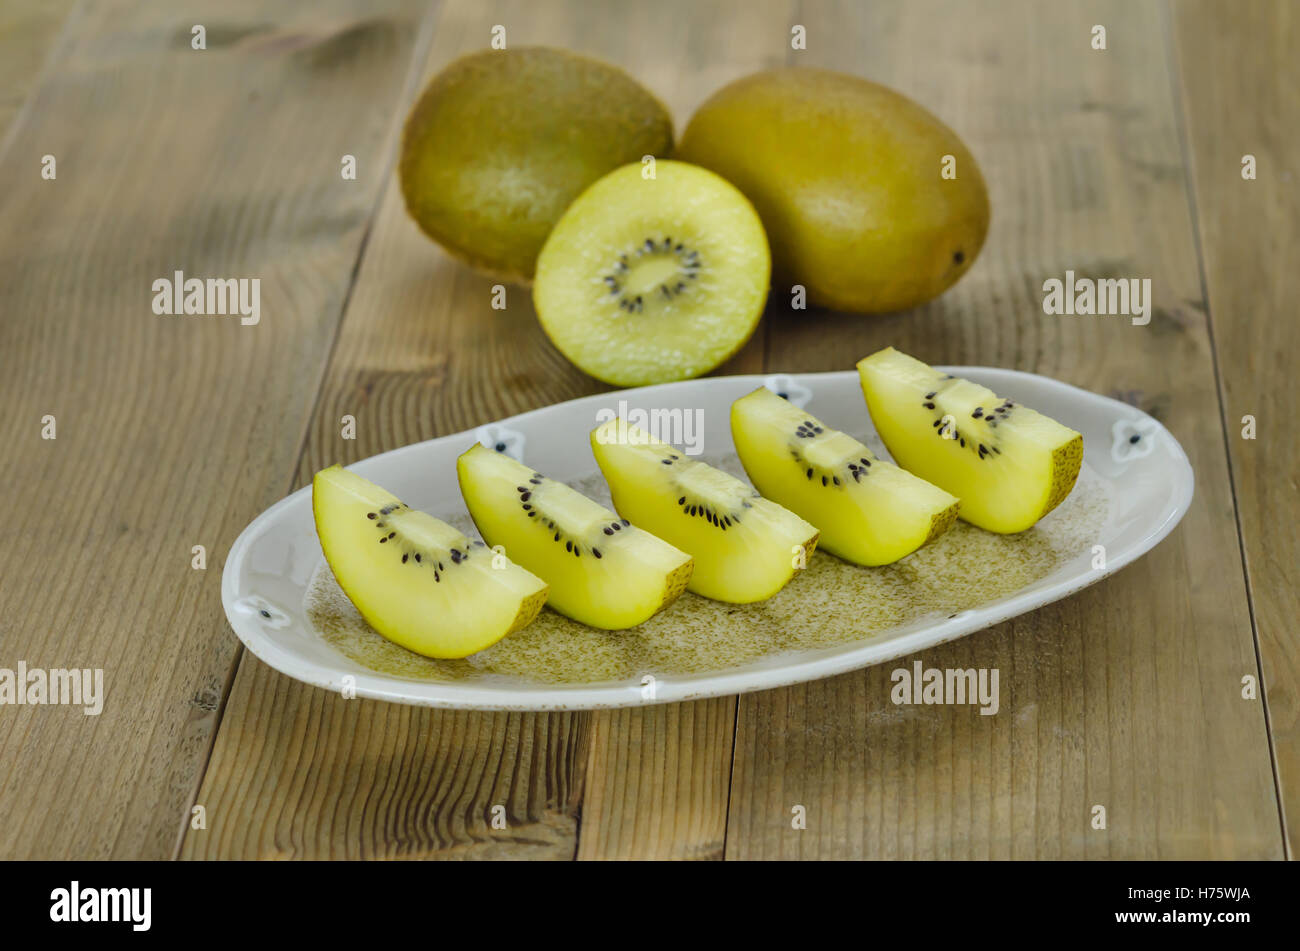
top-left (532, 161), bottom-right (771, 386)
top-left (399, 47), bottom-right (674, 284)
top-left (678, 68), bottom-right (990, 313)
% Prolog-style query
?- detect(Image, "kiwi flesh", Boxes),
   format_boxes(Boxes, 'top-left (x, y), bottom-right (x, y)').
top-left (533, 160), bottom-right (771, 386)
top-left (312, 465), bottom-right (547, 658)
top-left (457, 444), bottom-right (692, 630)
top-left (590, 418), bottom-right (817, 603)
top-left (731, 387), bottom-right (959, 565)
top-left (399, 47), bottom-right (673, 284)
top-left (857, 348), bottom-right (1082, 534)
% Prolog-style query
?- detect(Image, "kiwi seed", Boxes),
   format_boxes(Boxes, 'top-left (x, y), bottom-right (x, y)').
top-left (918, 390), bottom-right (1014, 461)
top-left (600, 237), bottom-right (703, 315)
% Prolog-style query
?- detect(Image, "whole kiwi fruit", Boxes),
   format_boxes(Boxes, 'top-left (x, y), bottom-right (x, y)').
top-left (399, 47), bottom-right (674, 284)
top-left (677, 68), bottom-right (990, 313)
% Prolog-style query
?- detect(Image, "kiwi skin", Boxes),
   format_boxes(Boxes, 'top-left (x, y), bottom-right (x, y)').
top-left (677, 68), bottom-right (990, 313)
top-left (399, 47), bottom-right (674, 285)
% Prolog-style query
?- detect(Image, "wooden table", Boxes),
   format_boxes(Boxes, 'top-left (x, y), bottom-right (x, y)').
top-left (1, 0), bottom-right (1294, 860)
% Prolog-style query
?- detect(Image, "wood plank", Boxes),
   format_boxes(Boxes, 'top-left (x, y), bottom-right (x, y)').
top-left (726, 0), bottom-right (1281, 859)
top-left (576, 698), bottom-right (735, 860)
top-left (184, 0), bottom-right (765, 861)
top-left (0, 0), bottom-right (76, 144)
top-left (1172, 0), bottom-right (1299, 856)
top-left (186, 670), bottom-right (589, 859)
top-left (0, 0), bottom-right (433, 860)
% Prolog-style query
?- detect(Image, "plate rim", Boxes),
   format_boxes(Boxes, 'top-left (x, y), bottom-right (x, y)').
top-left (222, 367), bottom-right (1195, 711)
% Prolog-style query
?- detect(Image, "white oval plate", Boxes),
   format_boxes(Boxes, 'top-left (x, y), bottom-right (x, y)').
top-left (223, 368), bottom-right (1193, 710)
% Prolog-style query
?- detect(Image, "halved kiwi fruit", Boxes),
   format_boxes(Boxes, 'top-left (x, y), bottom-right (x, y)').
top-left (457, 444), bottom-right (692, 630)
top-left (857, 348), bottom-right (1082, 533)
top-left (399, 47), bottom-right (673, 283)
top-left (533, 160), bottom-right (771, 386)
top-left (590, 418), bottom-right (817, 603)
top-left (312, 465), bottom-right (547, 658)
top-left (731, 387), bottom-right (959, 565)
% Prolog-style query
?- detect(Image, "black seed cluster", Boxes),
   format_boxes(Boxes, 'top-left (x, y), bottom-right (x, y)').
top-left (518, 472), bottom-right (624, 559)
top-left (984, 400), bottom-right (1015, 426)
top-left (517, 475), bottom-right (545, 521)
top-left (364, 502), bottom-right (468, 582)
top-left (788, 412), bottom-right (874, 486)
top-left (923, 394), bottom-right (1007, 461)
top-left (603, 238), bottom-right (702, 313)
top-left (367, 502), bottom-right (405, 525)
top-left (674, 486), bottom-right (753, 531)
top-left (933, 419), bottom-right (1002, 460)
top-left (677, 495), bottom-right (739, 529)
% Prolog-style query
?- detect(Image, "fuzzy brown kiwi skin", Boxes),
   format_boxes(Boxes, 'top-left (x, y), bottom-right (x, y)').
top-left (660, 560), bottom-right (694, 609)
top-left (677, 68), bottom-right (989, 314)
top-left (1040, 434), bottom-right (1083, 520)
top-left (399, 47), bottom-right (675, 285)
top-left (922, 501), bottom-right (960, 546)
top-left (506, 587), bottom-right (549, 634)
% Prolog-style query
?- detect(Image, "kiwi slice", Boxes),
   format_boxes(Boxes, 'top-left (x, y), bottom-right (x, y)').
top-left (312, 465), bottom-right (547, 658)
top-left (457, 444), bottom-right (693, 630)
top-left (857, 348), bottom-right (1083, 534)
top-left (590, 418), bottom-right (817, 603)
top-left (731, 387), bottom-right (959, 565)
top-left (399, 47), bottom-right (673, 284)
top-left (534, 160), bottom-right (771, 386)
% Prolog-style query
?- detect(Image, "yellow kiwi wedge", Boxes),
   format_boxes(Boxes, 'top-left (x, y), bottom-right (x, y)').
top-left (590, 418), bottom-right (817, 603)
top-left (533, 161), bottom-right (771, 386)
top-left (456, 444), bottom-right (692, 630)
top-left (677, 68), bottom-right (989, 313)
top-left (312, 465), bottom-right (547, 658)
top-left (730, 387), bottom-right (958, 565)
top-left (857, 349), bottom-right (1082, 534)
top-left (399, 47), bottom-right (673, 283)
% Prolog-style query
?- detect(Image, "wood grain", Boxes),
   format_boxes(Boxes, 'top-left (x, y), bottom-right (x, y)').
top-left (0, 0), bottom-right (76, 144)
top-left (183, 0), bottom-right (748, 861)
top-left (186, 0), bottom-right (808, 862)
top-left (0, 0), bottom-right (432, 859)
top-left (726, 0), bottom-right (1281, 859)
top-left (1172, 0), bottom-right (1299, 856)
top-left (2, 0), bottom-right (1290, 862)
top-left (576, 698), bottom-right (735, 860)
